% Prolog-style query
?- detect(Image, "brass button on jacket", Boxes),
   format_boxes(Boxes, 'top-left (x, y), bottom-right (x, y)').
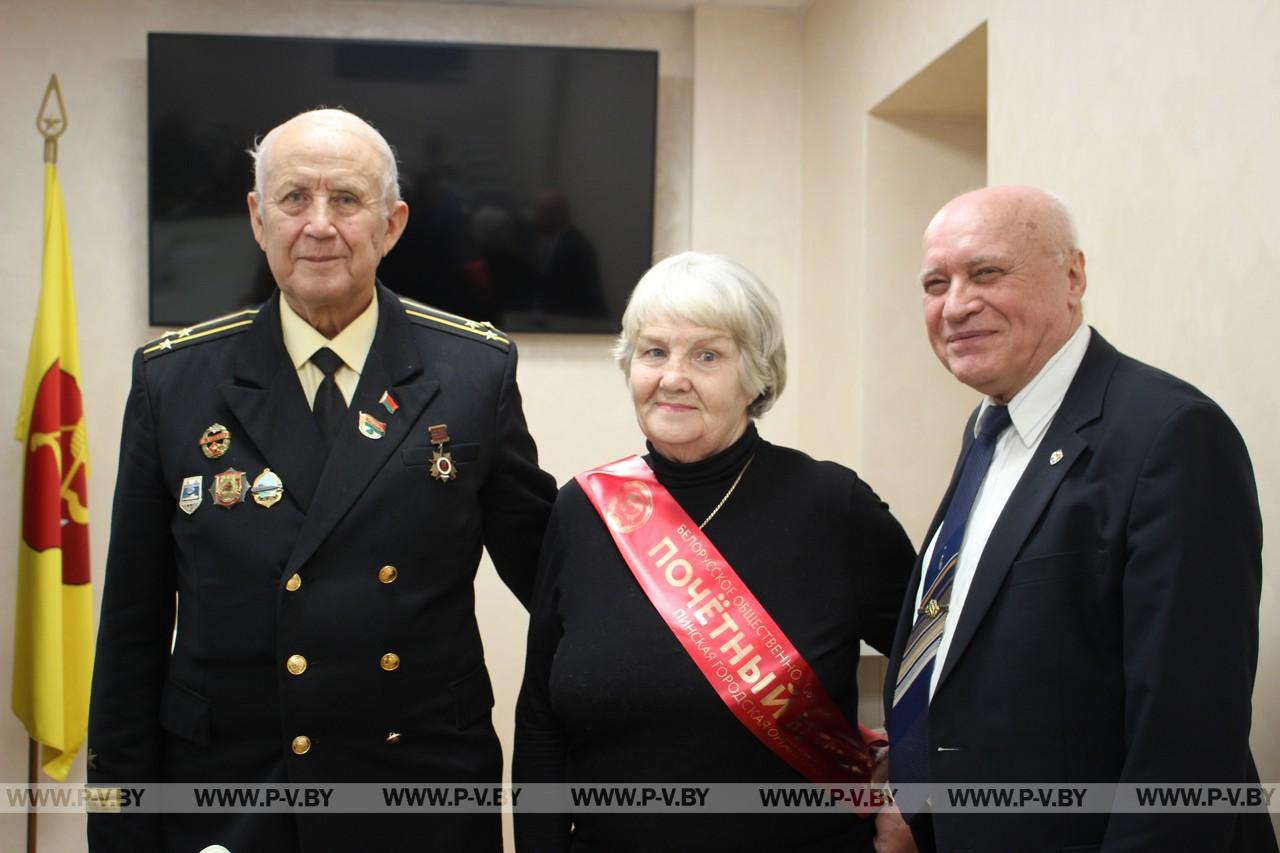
top-left (380, 653), bottom-right (401, 671)
top-left (285, 573), bottom-right (302, 592)
top-left (378, 565), bottom-right (398, 584)
top-left (291, 735), bottom-right (311, 755)
top-left (286, 654), bottom-right (308, 675)
top-left (385, 732), bottom-right (402, 744)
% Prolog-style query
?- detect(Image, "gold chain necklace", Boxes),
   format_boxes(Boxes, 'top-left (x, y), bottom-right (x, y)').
top-left (698, 453), bottom-right (756, 529)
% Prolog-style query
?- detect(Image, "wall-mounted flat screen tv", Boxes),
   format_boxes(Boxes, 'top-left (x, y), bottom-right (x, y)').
top-left (148, 32), bottom-right (657, 333)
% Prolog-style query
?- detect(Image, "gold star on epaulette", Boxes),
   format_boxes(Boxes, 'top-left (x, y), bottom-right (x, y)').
top-left (177, 327), bottom-right (194, 338)
top-left (159, 337), bottom-right (173, 350)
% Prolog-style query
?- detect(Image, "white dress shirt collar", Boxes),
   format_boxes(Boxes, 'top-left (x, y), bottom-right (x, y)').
top-left (976, 323), bottom-right (1092, 450)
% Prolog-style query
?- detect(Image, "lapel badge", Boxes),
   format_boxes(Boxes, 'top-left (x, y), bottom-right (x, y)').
top-left (178, 475), bottom-right (203, 515)
top-left (428, 423), bottom-right (457, 482)
top-left (212, 468), bottom-right (247, 507)
top-left (250, 468), bottom-right (284, 508)
top-left (200, 423), bottom-right (231, 459)
top-left (379, 390), bottom-right (400, 415)
top-left (358, 411), bottom-right (387, 440)
top-left (1049, 449), bottom-right (1064, 466)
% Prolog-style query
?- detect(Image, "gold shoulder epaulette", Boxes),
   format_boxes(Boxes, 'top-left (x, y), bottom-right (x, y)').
top-left (142, 308), bottom-right (259, 360)
top-left (399, 297), bottom-right (511, 351)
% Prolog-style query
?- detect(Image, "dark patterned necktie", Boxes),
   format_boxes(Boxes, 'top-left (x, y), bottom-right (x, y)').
top-left (890, 404), bottom-right (1012, 798)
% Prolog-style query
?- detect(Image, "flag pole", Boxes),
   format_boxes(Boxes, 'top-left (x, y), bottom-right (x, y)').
top-left (27, 739), bottom-right (39, 853)
top-left (26, 70), bottom-right (69, 853)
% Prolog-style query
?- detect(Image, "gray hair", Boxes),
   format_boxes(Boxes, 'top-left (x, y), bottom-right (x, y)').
top-left (248, 108), bottom-right (401, 215)
top-left (613, 251), bottom-right (787, 418)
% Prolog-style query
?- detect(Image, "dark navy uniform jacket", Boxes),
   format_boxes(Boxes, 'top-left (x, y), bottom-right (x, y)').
top-left (88, 283), bottom-right (556, 852)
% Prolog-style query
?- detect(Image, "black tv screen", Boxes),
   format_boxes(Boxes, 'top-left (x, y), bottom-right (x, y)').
top-left (148, 32), bottom-right (657, 333)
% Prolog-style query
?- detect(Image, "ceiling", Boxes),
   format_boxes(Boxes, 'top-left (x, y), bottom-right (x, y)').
top-left (430, 0), bottom-right (810, 9)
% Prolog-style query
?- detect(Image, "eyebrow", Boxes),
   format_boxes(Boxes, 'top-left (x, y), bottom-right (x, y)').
top-left (966, 254), bottom-right (1005, 268)
top-left (636, 332), bottom-right (734, 347)
top-left (919, 254), bottom-right (1007, 282)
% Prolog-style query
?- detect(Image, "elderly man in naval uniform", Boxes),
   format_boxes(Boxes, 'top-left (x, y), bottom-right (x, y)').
top-left (88, 108), bottom-right (556, 853)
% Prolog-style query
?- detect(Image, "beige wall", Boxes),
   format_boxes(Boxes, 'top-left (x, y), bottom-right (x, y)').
top-left (2, 0), bottom-right (1278, 848)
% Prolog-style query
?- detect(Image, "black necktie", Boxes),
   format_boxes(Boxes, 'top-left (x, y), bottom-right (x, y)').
top-left (310, 347), bottom-right (347, 450)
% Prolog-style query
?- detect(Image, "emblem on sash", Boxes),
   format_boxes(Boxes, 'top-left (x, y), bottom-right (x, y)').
top-left (428, 423), bottom-right (456, 482)
top-left (200, 423), bottom-right (231, 459)
top-left (250, 468), bottom-right (284, 508)
top-left (358, 411), bottom-right (386, 440)
top-left (212, 468), bottom-right (246, 507)
top-left (178, 475), bottom-right (203, 515)
top-left (605, 480), bottom-right (653, 534)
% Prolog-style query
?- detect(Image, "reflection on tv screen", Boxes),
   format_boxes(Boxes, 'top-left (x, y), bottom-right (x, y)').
top-left (148, 33), bottom-right (657, 334)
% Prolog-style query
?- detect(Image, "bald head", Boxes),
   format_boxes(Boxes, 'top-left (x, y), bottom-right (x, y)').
top-left (920, 185), bottom-right (1087, 402)
top-left (250, 109), bottom-right (401, 215)
top-left (926, 185), bottom-right (1078, 266)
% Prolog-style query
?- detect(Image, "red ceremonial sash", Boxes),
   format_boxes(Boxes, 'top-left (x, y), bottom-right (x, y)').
top-left (577, 455), bottom-right (883, 793)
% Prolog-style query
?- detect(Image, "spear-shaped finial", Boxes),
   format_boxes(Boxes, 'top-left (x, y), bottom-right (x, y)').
top-left (37, 74), bottom-right (68, 164)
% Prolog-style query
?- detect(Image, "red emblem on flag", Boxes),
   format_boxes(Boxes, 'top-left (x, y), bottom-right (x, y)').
top-left (21, 361), bottom-right (90, 585)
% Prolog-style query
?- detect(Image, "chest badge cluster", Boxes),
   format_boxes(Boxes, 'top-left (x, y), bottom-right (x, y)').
top-left (187, 422), bottom-right (287, 513)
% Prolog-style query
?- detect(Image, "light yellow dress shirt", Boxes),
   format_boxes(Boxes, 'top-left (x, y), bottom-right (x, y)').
top-left (278, 294), bottom-right (379, 409)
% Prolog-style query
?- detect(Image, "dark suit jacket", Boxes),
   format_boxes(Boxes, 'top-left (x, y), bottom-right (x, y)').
top-left (87, 283), bottom-right (556, 852)
top-left (884, 331), bottom-right (1276, 853)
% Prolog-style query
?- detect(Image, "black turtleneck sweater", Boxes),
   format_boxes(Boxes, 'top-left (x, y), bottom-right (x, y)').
top-left (514, 424), bottom-right (915, 852)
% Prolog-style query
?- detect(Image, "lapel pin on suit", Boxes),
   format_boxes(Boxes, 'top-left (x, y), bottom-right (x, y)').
top-left (429, 423), bottom-right (457, 482)
top-left (200, 422), bottom-right (231, 459)
top-left (1049, 449), bottom-right (1065, 466)
top-left (179, 475), bottom-right (203, 515)
top-left (379, 390), bottom-right (399, 415)
top-left (212, 468), bottom-right (246, 507)
top-left (250, 468), bottom-right (284, 507)
top-left (358, 411), bottom-right (387, 440)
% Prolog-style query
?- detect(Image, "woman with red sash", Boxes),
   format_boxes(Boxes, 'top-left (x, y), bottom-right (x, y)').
top-left (515, 252), bottom-right (914, 851)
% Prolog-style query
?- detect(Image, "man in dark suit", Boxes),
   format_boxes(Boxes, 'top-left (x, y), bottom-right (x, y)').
top-left (876, 186), bottom-right (1275, 852)
top-left (87, 109), bottom-right (556, 852)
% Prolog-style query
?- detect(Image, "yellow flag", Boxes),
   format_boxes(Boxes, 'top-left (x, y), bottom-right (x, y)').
top-left (12, 161), bottom-right (94, 781)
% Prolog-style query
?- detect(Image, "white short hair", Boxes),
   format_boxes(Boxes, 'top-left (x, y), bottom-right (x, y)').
top-left (613, 251), bottom-right (787, 418)
top-left (247, 108), bottom-right (401, 214)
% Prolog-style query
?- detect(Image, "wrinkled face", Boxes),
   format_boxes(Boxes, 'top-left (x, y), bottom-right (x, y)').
top-left (248, 119), bottom-right (407, 326)
top-left (921, 195), bottom-right (1085, 402)
top-left (629, 313), bottom-right (756, 463)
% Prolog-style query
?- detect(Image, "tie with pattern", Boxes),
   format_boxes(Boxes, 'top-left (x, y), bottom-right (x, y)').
top-left (890, 404), bottom-right (1012, 796)
top-left (310, 347), bottom-right (347, 451)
